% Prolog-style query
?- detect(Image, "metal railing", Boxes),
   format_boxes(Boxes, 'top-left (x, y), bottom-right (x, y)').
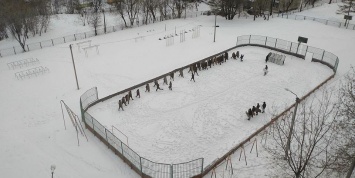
top-left (236, 35), bottom-right (339, 72)
top-left (79, 35), bottom-right (339, 178)
top-left (0, 12), bottom-right (202, 58)
top-left (80, 87), bottom-right (204, 178)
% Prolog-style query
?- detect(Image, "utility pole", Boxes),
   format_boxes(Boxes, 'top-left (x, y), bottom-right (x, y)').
top-left (214, 14), bottom-right (217, 42)
top-left (69, 44), bottom-right (80, 90)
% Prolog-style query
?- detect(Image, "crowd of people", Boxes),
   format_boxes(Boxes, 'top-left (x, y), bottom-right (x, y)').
top-left (118, 50), bottom-right (270, 120)
top-left (246, 102), bottom-right (267, 120)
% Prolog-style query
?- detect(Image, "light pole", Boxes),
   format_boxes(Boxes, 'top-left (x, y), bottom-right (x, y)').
top-left (213, 11), bottom-right (220, 43)
top-left (69, 44), bottom-right (80, 90)
top-left (284, 88), bottom-right (300, 158)
top-left (51, 165), bottom-right (56, 178)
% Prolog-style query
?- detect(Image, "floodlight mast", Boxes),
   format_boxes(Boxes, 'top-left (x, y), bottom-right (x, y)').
top-left (284, 88), bottom-right (300, 158)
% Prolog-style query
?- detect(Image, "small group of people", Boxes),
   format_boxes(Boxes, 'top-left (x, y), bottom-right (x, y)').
top-left (118, 90), bottom-right (138, 111)
top-left (231, 51), bottom-right (244, 62)
top-left (246, 102), bottom-right (267, 120)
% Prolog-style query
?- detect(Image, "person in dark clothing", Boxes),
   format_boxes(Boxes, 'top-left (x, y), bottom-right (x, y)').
top-left (122, 97), bottom-right (127, 106)
top-left (170, 72), bottom-right (174, 81)
top-left (236, 51), bottom-right (240, 58)
top-left (163, 76), bottom-right (168, 85)
top-left (224, 52), bottom-right (228, 62)
top-left (252, 106), bottom-right (256, 116)
top-left (125, 94), bottom-right (130, 104)
top-left (231, 52), bottom-right (236, 59)
top-left (118, 100), bottom-right (124, 111)
top-left (145, 83), bottom-right (150, 92)
top-left (247, 108), bottom-right (253, 120)
top-left (129, 90), bottom-right (134, 100)
top-left (153, 80), bottom-right (158, 87)
top-left (156, 83), bottom-right (163, 91)
top-left (136, 89), bottom-right (140, 98)
top-left (190, 72), bottom-right (195, 82)
top-left (240, 54), bottom-right (244, 62)
top-left (178, 69), bottom-right (184, 78)
top-left (262, 102), bottom-right (266, 113)
top-left (264, 65), bottom-right (268, 76)
top-left (256, 103), bottom-right (261, 115)
top-left (168, 81), bottom-right (172, 90)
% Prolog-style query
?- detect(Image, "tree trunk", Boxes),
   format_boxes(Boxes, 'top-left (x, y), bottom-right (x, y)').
top-left (346, 157), bottom-right (355, 178)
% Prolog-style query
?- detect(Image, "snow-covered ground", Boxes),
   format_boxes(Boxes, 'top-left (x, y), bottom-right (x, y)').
top-left (0, 2), bottom-right (354, 178)
top-left (88, 46), bottom-right (333, 165)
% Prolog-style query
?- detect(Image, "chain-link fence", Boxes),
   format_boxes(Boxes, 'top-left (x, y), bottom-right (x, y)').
top-left (80, 87), bottom-right (204, 178)
top-left (0, 12), bottom-right (202, 58)
top-left (236, 35), bottom-right (339, 72)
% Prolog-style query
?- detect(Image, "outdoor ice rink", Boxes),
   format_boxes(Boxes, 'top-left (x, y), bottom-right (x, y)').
top-left (88, 46), bottom-right (333, 165)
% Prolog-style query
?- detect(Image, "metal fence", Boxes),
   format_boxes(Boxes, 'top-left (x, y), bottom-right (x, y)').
top-left (0, 12), bottom-right (201, 58)
top-left (79, 35), bottom-right (339, 177)
top-left (80, 88), bottom-right (204, 178)
top-left (279, 13), bottom-right (355, 30)
top-left (236, 35), bottom-right (339, 72)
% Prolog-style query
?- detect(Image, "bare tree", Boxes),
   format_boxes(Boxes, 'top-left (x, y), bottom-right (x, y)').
top-left (264, 88), bottom-right (338, 178)
top-left (88, 10), bottom-right (102, 36)
top-left (126, 0), bottom-right (140, 26)
top-left (208, 0), bottom-right (242, 20)
top-left (331, 67), bottom-right (355, 177)
top-left (112, 0), bottom-right (129, 27)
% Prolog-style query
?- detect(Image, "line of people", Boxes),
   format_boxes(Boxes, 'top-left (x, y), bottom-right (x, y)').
top-left (246, 102), bottom-right (266, 120)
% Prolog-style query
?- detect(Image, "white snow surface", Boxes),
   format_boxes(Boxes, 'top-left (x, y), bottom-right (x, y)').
top-left (0, 2), bottom-right (354, 178)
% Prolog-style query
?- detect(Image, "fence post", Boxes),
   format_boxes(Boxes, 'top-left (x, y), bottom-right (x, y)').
top-left (249, 35), bottom-right (251, 44)
top-left (121, 142), bottom-right (124, 156)
top-left (113, 26), bottom-right (115, 32)
top-left (265, 37), bottom-right (267, 46)
top-left (0, 50), bottom-right (2, 57)
top-left (63, 37), bottom-right (66, 43)
top-left (290, 42), bottom-right (292, 52)
top-left (201, 158), bottom-right (204, 175)
top-left (305, 45), bottom-right (308, 54)
top-left (170, 164), bottom-right (173, 178)
top-left (85, 32), bottom-right (87, 38)
top-left (27, 45), bottom-right (29, 51)
top-left (339, 22), bottom-right (341, 28)
top-left (40, 42), bottom-right (42, 49)
top-left (51, 39), bottom-right (54, 46)
top-left (321, 50), bottom-right (325, 61)
top-left (13, 46), bottom-right (16, 54)
top-left (304, 16), bottom-right (306, 20)
top-left (105, 128), bottom-right (108, 142)
top-left (74, 34), bottom-right (76, 41)
top-left (275, 39), bottom-right (277, 48)
top-left (139, 157), bottom-right (143, 174)
top-left (295, 15), bottom-right (296, 20)
top-left (92, 117), bottom-right (94, 130)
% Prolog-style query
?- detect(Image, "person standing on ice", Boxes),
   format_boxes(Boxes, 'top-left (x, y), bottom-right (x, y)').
top-left (240, 54), bottom-right (244, 62)
top-left (129, 90), bottom-right (134, 100)
top-left (156, 83), bottom-right (163, 91)
top-left (247, 108), bottom-right (253, 120)
top-left (190, 72), bottom-right (195, 82)
top-left (168, 81), bottom-right (172, 90)
top-left (118, 100), bottom-right (124, 111)
top-left (178, 69), bottom-right (184, 78)
top-left (145, 83), bottom-right (150, 92)
top-left (264, 65), bottom-right (268, 76)
top-left (136, 89), bottom-right (140, 98)
top-left (262, 102), bottom-right (266, 113)
top-left (122, 96), bottom-right (127, 106)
